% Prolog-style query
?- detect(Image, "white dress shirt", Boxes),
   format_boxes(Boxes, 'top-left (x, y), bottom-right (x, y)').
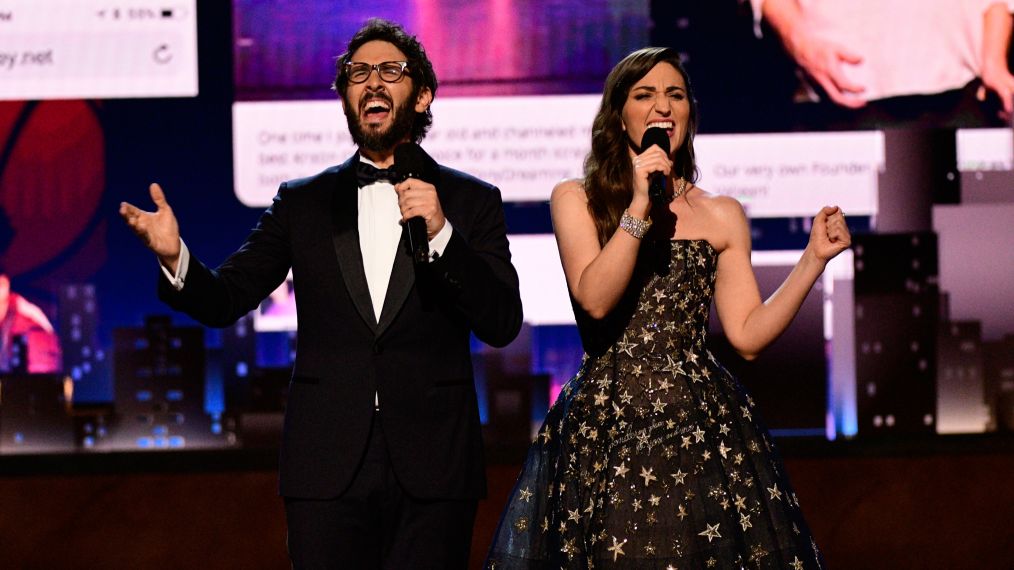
top-left (357, 157), bottom-right (453, 321)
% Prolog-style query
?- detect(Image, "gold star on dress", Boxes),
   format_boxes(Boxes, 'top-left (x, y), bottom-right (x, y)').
top-left (677, 504), bottom-right (688, 520)
top-left (614, 462), bottom-right (630, 478)
top-left (637, 430), bottom-right (651, 448)
top-left (617, 340), bottom-right (637, 357)
top-left (607, 536), bottom-right (627, 561)
top-left (698, 522), bottom-right (722, 542)
top-left (560, 538), bottom-right (577, 559)
top-left (612, 402), bottom-right (625, 418)
top-left (734, 494), bottom-right (747, 511)
top-left (640, 466), bottom-right (657, 486)
top-left (692, 427), bottom-right (706, 442)
top-left (671, 469), bottom-right (687, 485)
top-left (791, 556), bottom-right (805, 570)
top-left (519, 487), bottom-right (533, 502)
top-left (768, 483), bottom-right (783, 501)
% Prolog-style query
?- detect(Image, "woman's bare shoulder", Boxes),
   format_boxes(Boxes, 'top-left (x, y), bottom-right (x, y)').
top-left (689, 186), bottom-right (746, 219)
top-left (684, 185), bottom-right (749, 251)
top-left (551, 178), bottom-right (587, 205)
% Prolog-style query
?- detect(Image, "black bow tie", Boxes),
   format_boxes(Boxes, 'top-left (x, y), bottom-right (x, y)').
top-left (357, 161), bottom-right (398, 187)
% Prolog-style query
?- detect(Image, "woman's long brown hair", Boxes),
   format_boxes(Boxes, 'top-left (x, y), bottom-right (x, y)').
top-left (583, 47), bottom-right (700, 246)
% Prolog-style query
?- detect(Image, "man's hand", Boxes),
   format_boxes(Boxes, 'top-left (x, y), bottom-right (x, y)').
top-left (394, 178), bottom-right (445, 239)
top-left (979, 64), bottom-right (1014, 122)
top-left (786, 29), bottom-right (866, 108)
top-left (119, 183), bottom-right (182, 271)
top-left (979, 3), bottom-right (1014, 123)
top-left (761, 0), bottom-right (866, 109)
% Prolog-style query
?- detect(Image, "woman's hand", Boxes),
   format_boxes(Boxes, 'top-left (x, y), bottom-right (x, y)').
top-left (630, 145), bottom-right (672, 217)
top-left (808, 205), bottom-right (852, 262)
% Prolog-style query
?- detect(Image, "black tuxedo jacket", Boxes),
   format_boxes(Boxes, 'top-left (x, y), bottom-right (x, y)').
top-left (159, 154), bottom-right (523, 500)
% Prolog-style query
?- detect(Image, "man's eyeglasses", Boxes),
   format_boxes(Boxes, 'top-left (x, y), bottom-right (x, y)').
top-left (344, 61), bottom-right (410, 84)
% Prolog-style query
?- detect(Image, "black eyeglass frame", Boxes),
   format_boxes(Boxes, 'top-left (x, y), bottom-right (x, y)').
top-left (343, 61), bottom-right (411, 84)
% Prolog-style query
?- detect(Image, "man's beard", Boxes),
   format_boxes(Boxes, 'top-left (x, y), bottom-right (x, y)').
top-left (345, 92), bottom-right (418, 153)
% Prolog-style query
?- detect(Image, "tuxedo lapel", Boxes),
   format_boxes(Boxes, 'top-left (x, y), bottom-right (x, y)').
top-left (376, 225), bottom-right (415, 338)
top-left (330, 157), bottom-right (378, 333)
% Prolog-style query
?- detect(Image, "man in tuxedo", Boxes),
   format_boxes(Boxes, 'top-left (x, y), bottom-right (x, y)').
top-left (120, 19), bottom-right (522, 569)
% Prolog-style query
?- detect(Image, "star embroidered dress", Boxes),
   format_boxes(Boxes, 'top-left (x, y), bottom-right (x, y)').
top-left (486, 239), bottom-right (823, 569)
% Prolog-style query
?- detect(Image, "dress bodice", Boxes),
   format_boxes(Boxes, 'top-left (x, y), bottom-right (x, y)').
top-left (575, 239), bottom-right (718, 360)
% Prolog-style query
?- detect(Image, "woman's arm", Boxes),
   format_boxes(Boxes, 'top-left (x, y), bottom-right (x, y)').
top-left (714, 202), bottom-right (851, 359)
top-left (552, 144), bottom-right (671, 319)
top-left (551, 180), bottom-right (646, 319)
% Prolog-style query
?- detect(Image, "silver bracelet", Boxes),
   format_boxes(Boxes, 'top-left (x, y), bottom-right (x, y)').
top-left (619, 209), bottom-right (652, 239)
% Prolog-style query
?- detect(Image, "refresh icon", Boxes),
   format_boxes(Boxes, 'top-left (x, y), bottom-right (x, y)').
top-left (153, 44), bottom-right (173, 64)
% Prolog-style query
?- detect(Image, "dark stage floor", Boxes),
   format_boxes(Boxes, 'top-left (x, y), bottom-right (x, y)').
top-left (2, 434), bottom-right (1013, 569)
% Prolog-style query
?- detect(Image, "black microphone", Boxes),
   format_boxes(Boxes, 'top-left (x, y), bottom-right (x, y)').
top-left (640, 127), bottom-right (670, 206)
top-left (393, 143), bottom-right (439, 264)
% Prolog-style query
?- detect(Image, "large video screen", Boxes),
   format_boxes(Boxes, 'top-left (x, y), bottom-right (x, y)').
top-left (0, 1), bottom-right (1011, 455)
top-left (229, 1), bottom-right (1014, 440)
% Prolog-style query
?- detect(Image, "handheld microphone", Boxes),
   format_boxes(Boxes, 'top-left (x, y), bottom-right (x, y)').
top-left (393, 143), bottom-right (439, 264)
top-left (640, 127), bottom-right (670, 206)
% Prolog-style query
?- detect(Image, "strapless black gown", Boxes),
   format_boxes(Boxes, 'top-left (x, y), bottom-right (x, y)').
top-left (486, 240), bottom-right (824, 569)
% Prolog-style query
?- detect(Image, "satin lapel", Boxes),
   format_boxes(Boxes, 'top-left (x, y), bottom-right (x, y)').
top-left (331, 157), bottom-right (378, 333)
top-left (376, 224), bottom-right (415, 338)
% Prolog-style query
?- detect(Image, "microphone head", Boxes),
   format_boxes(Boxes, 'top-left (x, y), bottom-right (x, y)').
top-left (640, 127), bottom-right (670, 156)
top-left (393, 142), bottom-right (439, 184)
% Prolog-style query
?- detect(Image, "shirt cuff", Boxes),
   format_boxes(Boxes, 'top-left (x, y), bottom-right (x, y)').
top-left (427, 220), bottom-right (453, 261)
top-left (159, 238), bottom-right (190, 291)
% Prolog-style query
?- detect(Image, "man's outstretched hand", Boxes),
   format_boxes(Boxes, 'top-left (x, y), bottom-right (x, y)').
top-left (119, 183), bottom-right (182, 271)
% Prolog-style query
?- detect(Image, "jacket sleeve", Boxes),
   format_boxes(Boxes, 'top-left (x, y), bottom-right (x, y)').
top-left (158, 187), bottom-right (293, 328)
top-left (427, 185), bottom-right (523, 348)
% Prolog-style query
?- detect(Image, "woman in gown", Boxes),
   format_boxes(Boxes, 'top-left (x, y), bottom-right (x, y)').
top-left (486, 47), bottom-right (851, 569)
